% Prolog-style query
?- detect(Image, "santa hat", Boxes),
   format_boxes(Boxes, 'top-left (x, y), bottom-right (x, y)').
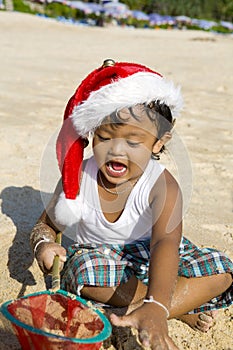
top-left (55, 59), bottom-right (183, 226)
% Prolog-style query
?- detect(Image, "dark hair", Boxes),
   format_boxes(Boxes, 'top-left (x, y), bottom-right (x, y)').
top-left (107, 100), bottom-right (174, 159)
top-left (145, 101), bottom-right (174, 159)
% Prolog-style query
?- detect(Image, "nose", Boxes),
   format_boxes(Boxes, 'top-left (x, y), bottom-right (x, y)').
top-left (108, 138), bottom-right (126, 156)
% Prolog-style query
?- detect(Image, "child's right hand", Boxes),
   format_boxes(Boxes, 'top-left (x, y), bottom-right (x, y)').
top-left (35, 242), bottom-right (67, 274)
top-left (110, 303), bottom-right (179, 349)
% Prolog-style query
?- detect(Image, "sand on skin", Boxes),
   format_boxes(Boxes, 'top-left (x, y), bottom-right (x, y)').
top-left (0, 11), bottom-right (232, 349)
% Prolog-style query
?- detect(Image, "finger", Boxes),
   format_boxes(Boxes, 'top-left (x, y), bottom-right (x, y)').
top-left (55, 245), bottom-right (66, 253)
top-left (59, 261), bottom-right (64, 271)
top-left (196, 319), bottom-right (211, 332)
top-left (53, 246), bottom-right (67, 262)
top-left (139, 329), bottom-right (150, 348)
top-left (199, 313), bottom-right (213, 323)
top-left (110, 313), bottom-right (136, 328)
top-left (39, 261), bottom-right (52, 274)
top-left (58, 254), bottom-right (67, 263)
top-left (167, 337), bottom-right (179, 350)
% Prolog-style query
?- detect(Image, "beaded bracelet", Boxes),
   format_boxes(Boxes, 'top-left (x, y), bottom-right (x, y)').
top-left (33, 236), bottom-right (51, 255)
top-left (30, 222), bottom-right (56, 255)
top-left (144, 296), bottom-right (170, 318)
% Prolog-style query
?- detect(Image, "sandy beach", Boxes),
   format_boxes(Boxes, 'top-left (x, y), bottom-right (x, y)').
top-left (0, 11), bottom-right (232, 349)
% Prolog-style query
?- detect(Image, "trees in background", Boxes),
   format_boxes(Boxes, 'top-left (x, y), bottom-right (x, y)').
top-left (99, 0), bottom-right (233, 22)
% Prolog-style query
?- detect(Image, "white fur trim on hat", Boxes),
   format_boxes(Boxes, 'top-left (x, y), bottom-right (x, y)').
top-left (55, 192), bottom-right (82, 226)
top-left (71, 72), bottom-right (183, 136)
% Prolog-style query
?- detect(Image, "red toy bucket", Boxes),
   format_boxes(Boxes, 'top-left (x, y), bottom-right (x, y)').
top-left (0, 290), bottom-right (112, 350)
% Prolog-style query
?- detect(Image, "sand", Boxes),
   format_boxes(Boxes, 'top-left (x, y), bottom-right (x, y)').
top-left (13, 295), bottom-right (102, 339)
top-left (0, 11), bottom-right (232, 349)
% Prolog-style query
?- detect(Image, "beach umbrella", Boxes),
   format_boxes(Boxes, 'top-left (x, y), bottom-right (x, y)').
top-left (199, 20), bottom-right (217, 30)
top-left (162, 15), bottom-right (175, 25)
top-left (149, 13), bottom-right (164, 25)
top-left (86, 2), bottom-right (104, 15)
top-left (103, 1), bottom-right (131, 18)
top-left (68, 1), bottom-right (90, 13)
top-left (191, 18), bottom-right (217, 30)
top-left (220, 21), bottom-right (233, 30)
top-left (103, 1), bottom-right (128, 11)
top-left (131, 10), bottom-right (149, 21)
top-left (47, 0), bottom-right (68, 3)
top-left (175, 15), bottom-right (191, 23)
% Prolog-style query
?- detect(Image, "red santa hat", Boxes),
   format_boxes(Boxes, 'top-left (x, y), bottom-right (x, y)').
top-left (55, 59), bottom-right (183, 226)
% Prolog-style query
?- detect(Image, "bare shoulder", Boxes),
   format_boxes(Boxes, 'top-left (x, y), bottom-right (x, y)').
top-left (149, 169), bottom-right (182, 204)
top-left (163, 169), bottom-right (180, 187)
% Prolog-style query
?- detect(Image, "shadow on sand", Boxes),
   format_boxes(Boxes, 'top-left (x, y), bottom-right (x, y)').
top-left (0, 185), bottom-right (50, 298)
top-left (0, 186), bottom-right (143, 350)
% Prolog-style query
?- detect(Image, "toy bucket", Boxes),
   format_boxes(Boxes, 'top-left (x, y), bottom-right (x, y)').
top-left (0, 289), bottom-right (112, 350)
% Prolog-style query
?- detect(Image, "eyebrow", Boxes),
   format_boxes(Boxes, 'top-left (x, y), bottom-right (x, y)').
top-left (97, 127), bottom-right (149, 138)
top-left (126, 131), bottom-right (148, 138)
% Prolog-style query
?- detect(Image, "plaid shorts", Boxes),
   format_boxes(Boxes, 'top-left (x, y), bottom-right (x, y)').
top-left (60, 237), bottom-right (233, 313)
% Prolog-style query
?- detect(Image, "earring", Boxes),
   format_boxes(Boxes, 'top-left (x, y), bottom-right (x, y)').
top-left (83, 138), bottom-right (89, 148)
top-left (151, 152), bottom-right (160, 160)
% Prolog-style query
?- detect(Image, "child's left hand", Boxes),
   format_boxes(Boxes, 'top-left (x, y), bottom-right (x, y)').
top-left (110, 303), bottom-right (179, 349)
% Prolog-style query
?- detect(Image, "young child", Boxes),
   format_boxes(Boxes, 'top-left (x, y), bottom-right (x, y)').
top-left (30, 59), bottom-right (233, 350)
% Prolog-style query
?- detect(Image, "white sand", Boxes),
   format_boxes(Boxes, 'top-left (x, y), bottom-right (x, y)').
top-left (0, 11), bottom-right (232, 349)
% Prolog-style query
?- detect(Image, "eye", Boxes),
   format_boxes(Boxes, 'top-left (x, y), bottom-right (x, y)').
top-left (97, 134), bottom-right (110, 142)
top-left (127, 140), bottom-right (140, 147)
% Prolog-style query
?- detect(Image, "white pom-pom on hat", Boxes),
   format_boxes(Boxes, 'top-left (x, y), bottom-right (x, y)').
top-left (55, 192), bottom-right (83, 227)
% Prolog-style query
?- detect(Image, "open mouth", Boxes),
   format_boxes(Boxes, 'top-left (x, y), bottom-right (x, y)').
top-left (106, 161), bottom-right (127, 177)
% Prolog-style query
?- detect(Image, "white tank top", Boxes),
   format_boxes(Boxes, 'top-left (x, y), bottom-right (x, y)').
top-left (75, 156), bottom-right (165, 244)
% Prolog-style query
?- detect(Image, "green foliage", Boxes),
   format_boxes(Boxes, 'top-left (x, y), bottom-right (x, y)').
top-left (212, 24), bottom-right (233, 33)
top-left (120, 0), bottom-right (233, 22)
top-left (122, 0), bottom-right (147, 11)
top-left (13, 0), bottom-right (35, 13)
top-left (124, 16), bottom-right (149, 28)
top-left (44, 2), bottom-right (79, 19)
top-left (185, 24), bottom-right (204, 31)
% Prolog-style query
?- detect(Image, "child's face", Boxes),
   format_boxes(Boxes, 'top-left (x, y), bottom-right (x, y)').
top-left (93, 105), bottom-right (159, 185)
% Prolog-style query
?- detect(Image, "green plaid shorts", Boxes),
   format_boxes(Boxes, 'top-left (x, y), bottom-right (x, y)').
top-left (60, 237), bottom-right (233, 313)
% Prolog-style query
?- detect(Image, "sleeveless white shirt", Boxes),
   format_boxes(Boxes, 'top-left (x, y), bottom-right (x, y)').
top-left (75, 156), bottom-right (165, 244)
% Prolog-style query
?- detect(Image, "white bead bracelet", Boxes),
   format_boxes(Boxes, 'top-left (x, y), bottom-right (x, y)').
top-left (144, 296), bottom-right (170, 318)
top-left (34, 236), bottom-right (51, 255)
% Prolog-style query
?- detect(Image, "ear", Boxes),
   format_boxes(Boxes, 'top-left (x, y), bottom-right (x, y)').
top-left (152, 132), bottom-right (172, 154)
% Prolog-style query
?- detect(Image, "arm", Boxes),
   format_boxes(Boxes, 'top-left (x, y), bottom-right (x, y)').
top-left (147, 168), bottom-right (182, 312)
top-left (30, 179), bottom-right (66, 274)
top-left (111, 170), bottom-right (182, 349)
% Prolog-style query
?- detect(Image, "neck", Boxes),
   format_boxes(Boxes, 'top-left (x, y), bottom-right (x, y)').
top-left (98, 171), bottom-right (137, 195)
